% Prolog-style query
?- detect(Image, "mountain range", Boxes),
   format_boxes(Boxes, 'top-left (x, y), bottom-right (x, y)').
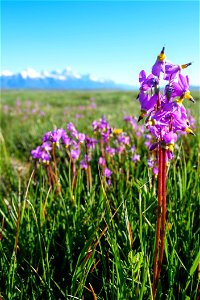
top-left (0, 67), bottom-right (134, 90)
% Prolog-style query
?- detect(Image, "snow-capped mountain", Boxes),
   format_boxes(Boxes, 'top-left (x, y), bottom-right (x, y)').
top-left (0, 67), bottom-right (133, 90)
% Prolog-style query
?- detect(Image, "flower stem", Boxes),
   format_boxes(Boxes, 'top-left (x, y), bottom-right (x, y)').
top-left (158, 148), bottom-right (167, 279)
top-left (152, 147), bottom-right (167, 298)
top-left (47, 164), bottom-right (54, 187)
top-left (152, 144), bottom-right (163, 298)
top-left (72, 160), bottom-right (77, 191)
top-left (52, 143), bottom-right (61, 194)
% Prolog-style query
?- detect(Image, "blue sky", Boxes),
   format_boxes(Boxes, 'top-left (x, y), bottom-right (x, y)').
top-left (1, 0), bottom-right (200, 85)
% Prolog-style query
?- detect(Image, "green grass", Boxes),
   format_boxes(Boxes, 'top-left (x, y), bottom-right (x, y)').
top-left (0, 90), bottom-right (199, 299)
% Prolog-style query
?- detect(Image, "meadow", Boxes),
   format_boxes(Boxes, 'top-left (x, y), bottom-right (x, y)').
top-left (0, 89), bottom-right (199, 300)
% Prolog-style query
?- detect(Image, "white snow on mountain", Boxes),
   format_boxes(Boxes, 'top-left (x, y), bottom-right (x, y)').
top-left (20, 68), bottom-right (41, 79)
top-left (61, 67), bottom-right (81, 79)
top-left (0, 67), bottom-right (133, 90)
top-left (0, 70), bottom-right (14, 77)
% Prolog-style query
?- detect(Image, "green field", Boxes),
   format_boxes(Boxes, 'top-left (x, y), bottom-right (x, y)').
top-left (0, 90), bottom-right (200, 299)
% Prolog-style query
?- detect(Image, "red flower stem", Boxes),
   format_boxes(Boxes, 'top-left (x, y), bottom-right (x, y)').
top-left (152, 144), bottom-right (163, 298)
top-left (47, 164), bottom-right (55, 186)
top-left (85, 143), bottom-right (92, 189)
top-left (84, 144), bottom-right (89, 189)
top-left (88, 165), bottom-right (92, 189)
top-left (158, 148), bottom-right (167, 278)
top-left (72, 160), bottom-right (77, 190)
top-left (100, 136), bottom-right (105, 174)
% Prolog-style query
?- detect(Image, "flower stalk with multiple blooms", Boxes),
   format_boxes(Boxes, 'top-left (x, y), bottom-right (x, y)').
top-left (137, 47), bottom-right (195, 298)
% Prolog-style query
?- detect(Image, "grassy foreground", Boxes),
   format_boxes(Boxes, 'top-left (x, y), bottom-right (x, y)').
top-left (0, 90), bottom-right (200, 299)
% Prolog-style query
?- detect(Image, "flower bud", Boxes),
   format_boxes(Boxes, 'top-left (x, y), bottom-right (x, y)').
top-left (181, 62), bottom-right (192, 69)
top-left (138, 110), bottom-right (147, 122)
top-left (184, 91), bottom-right (195, 103)
top-left (185, 127), bottom-right (195, 135)
top-left (157, 47), bottom-right (166, 61)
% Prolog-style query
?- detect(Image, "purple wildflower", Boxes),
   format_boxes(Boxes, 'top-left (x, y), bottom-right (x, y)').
top-left (42, 131), bottom-right (52, 142)
top-left (152, 47), bottom-right (166, 78)
top-left (107, 178), bottom-right (112, 186)
top-left (147, 159), bottom-right (154, 168)
top-left (131, 154), bottom-right (140, 162)
top-left (40, 151), bottom-right (51, 163)
top-left (99, 157), bottom-right (106, 166)
top-left (90, 103), bottom-right (97, 109)
top-left (116, 145), bottom-right (125, 154)
top-left (149, 142), bottom-right (159, 151)
top-left (106, 146), bottom-right (116, 156)
top-left (71, 130), bottom-right (79, 139)
top-left (77, 133), bottom-right (86, 143)
top-left (118, 134), bottom-right (130, 145)
top-left (41, 142), bottom-right (52, 152)
top-left (51, 128), bottom-right (65, 146)
top-left (86, 137), bottom-right (98, 149)
top-left (163, 132), bottom-right (177, 145)
top-left (71, 149), bottom-right (80, 161)
top-left (103, 167), bottom-right (112, 178)
top-left (80, 154), bottom-right (91, 169)
top-left (75, 114), bottom-right (83, 119)
top-left (102, 130), bottom-right (112, 143)
top-left (164, 62), bottom-right (192, 81)
top-left (92, 120), bottom-right (99, 131)
top-left (124, 115), bottom-right (133, 122)
top-left (172, 74), bottom-right (194, 102)
top-left (139, 71), bottom-right (158, 91)
top-left (61, 131), bottom-right (71, 147)
top-left (153, 167), bottom-right (158, 175)
top-left (186, 110), bottom-right (196, 129)
top-left (80, 159), bottom-right (88, 169)
top-left (67, 122), bottom-right (76, 132)
top-left (137, 92), bottom-right (158, 121)
top-left (31, 146), bottom-right (50, 164)
top-left (31, 146), bottom-right (42, 159)
top-left (130, 145), bottom-right (136, 153)
top-left (92, 117), bottom-right (111, 135)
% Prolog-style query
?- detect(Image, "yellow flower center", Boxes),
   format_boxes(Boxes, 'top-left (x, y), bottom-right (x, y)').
top-left (148, 119), bottom-right (156, 126)
top-left (113, 128), bottom-right (123, 135)
top-left (184, 91), bottom-right (191, 100)
top-left (157, 53), bottom-right (166, 61)
top-left (168, 143), bottom-right (174, 152)
top-left (185, 127), bottom-right (194, 135)
top-left (176, 97), bottom-right (184, 105)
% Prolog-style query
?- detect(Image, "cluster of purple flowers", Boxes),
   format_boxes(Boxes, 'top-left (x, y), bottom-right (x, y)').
top-left (92, 117), bottom-right (140, 157)
top-left (31, 123), bottom-right (98, 167)
top-left (31, 116), bottom-right (142, 186)
top-left (137, 47), bottom-right (195, 172)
